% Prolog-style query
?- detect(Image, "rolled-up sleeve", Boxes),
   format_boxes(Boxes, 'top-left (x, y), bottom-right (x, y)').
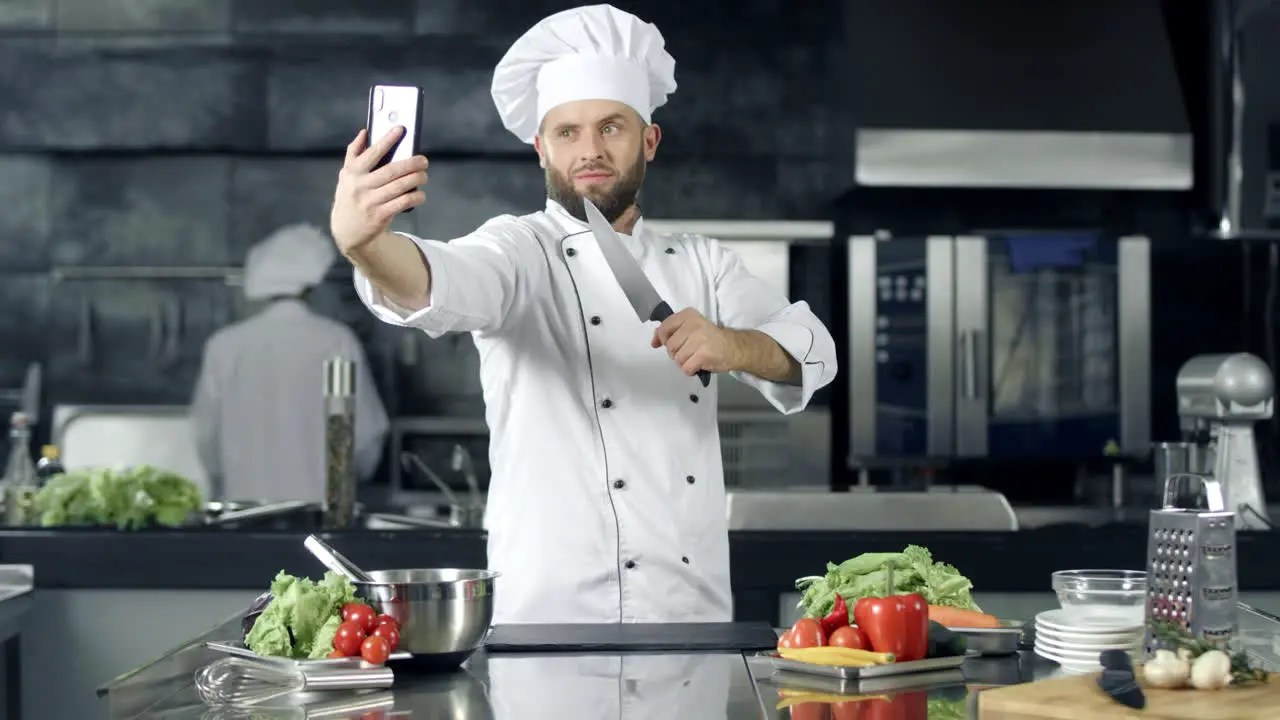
top-left (353, 217), bottom-right (545, 339)
top-left (710, 239), bottom-right (838, 414)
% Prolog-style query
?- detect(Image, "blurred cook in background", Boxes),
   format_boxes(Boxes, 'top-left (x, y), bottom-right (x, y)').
top-left (191, 223), bottom-right (390, 502)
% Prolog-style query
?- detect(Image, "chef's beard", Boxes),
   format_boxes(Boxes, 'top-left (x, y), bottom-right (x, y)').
top-left (546, 149), bottom-right (646, 224)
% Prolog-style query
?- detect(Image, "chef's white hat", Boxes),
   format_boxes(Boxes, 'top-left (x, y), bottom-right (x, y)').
top-left (491, 4), bottom-right (677, 144)
top-left (242, 223), bottom-right (337, 301)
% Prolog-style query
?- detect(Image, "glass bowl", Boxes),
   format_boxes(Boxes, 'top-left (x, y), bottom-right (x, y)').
top-left (1051, 569), bottom-right (1147, 626)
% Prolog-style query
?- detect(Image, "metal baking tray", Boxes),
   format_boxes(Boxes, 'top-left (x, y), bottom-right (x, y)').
top-left (206, 640), bottom-right (411, 668)
top-left (962, 654), bottom-right (1028, 686)
top-left (951, 619), bottom-right (1024, 656)
top-left (765, 651), bottom-right (967, 679)
top-left (772, 667), bottom-right (967, 696)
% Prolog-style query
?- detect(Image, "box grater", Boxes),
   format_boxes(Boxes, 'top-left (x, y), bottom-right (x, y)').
top-left (1144, 472), bottom-right (1238, 654)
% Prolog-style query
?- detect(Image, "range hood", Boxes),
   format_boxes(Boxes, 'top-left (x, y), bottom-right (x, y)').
top-left (845, 0), bottom-right (1193, 192)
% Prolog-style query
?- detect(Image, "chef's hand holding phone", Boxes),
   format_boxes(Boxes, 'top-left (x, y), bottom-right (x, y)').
top-left (330, 85), bottom-right (427, 256)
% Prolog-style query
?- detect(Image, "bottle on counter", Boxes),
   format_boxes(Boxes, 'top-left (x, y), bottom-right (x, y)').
top-left (322, 357), bottom-right (357, 530)
top-left (35, 445), bottom-right (65, 481)
top-left (2, 412), bottom-right (39, 526)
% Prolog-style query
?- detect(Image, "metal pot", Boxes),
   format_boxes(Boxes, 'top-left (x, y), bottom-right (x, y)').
top-left (353, 568), bottom-right (498, 668)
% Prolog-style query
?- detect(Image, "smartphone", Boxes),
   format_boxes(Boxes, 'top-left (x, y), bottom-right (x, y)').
top-left (366, 84), bottom-right (425, 170)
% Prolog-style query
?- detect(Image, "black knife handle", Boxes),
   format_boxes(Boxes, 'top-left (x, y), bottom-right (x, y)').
top-left (649, 301), bottom-right (712, 388)
top-left (648, 301), bottom-right (675, 323)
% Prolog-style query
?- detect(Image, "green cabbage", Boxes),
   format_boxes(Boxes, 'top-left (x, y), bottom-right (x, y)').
top-left (31, 465), bottom-right (203, 530)
top-left (795, 544), bottom-right (983, 620)
top-left (246, 570), bottom-right (361, 659)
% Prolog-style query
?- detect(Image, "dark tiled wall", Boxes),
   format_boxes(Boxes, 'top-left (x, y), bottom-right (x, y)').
top-left (0, 0), bottom-right (847, 420)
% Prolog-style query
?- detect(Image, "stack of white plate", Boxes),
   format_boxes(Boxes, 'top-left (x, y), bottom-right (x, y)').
top-left (1034, 609), bottom-right (1145, 673)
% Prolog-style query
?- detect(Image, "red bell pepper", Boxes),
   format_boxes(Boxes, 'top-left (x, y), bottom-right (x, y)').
top-left (820, 594), bottom-right (850, 636)
top-left (851, 562), bottom-right (929, 662)
top-left (863, 691), bottom-right (928, 720)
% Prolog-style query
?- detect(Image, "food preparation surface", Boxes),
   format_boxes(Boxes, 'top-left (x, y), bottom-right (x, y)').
top-left (99, 610), bottom-right (1075, 718)
top-left (978, 670), bottom-right (1280, 719)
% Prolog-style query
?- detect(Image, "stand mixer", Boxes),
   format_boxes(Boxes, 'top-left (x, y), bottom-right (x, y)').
top-left (1175, 352), bottom-right (1274, 530)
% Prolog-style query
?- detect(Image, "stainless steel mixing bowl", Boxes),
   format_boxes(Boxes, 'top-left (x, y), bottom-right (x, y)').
top-left (353, 568), bottom-right (497, 667)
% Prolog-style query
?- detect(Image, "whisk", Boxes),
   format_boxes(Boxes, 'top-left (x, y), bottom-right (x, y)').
top-left (198, 690), bottom-right (399, 720)
top-left (195, 656), bottom-right (394, 707)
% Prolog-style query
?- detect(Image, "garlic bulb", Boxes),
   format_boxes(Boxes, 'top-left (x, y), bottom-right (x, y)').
top-left (1143, 649), bottom-right (1191, 688)
top-left (1190, 650), bottom-right (1233, 690)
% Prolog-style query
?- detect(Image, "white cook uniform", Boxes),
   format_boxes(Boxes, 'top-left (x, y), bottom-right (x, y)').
top-left (353, 201), bottom-right (836, 623)
top-left (192, 224), bottom-right (390, 503)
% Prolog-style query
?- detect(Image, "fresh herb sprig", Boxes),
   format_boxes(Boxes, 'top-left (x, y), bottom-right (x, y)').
top-left (1148, 620), bottom-right (1269, 685)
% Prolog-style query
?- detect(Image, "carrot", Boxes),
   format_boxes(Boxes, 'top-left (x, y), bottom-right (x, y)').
top-left (928, 604), bottom-right (1002, 628)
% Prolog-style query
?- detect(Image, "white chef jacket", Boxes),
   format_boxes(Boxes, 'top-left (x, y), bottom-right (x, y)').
top-left (354, 200), bottom-right (836, 624)
top-left (190, 299), bottom-right (390, 503)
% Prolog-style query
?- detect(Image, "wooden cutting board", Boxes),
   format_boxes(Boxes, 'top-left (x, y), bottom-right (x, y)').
top-left (978, 671), bottom-right (1280, 719)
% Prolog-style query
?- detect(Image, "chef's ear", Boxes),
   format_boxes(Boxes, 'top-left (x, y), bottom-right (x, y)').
top-left (643, 123), bottom-right (661, 162)
top-left (533, 135), bottom-right (548, 169)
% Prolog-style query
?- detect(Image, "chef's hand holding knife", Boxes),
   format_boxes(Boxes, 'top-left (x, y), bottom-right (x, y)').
top-left (330, 127), bottom-right (432, 310)
top-left (651, 308), bottom-right (744, 378)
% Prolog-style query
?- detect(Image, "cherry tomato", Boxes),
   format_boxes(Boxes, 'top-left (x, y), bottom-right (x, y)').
top-left (333, 621), bottom-right (366, 656)
top-left (372, 622), bottom-right (401, 651)
top-left (372, 614), bottom-right (400, 631)
top-left (777, 627), bottom-right (796, 650)
top-left (828, 625), bottom-right (871, 651)
top-left (342, 603), bottom-right (378, 633)
top-left (361, 634), bottom-right (391, 665)
top-left (790, 618), bottom-right (826, 648)
top-left (328, 649), bottom-right (345, 659)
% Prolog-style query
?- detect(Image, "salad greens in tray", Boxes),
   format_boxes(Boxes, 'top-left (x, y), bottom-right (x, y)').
top-left (241, 570), bottom-right (404, 665)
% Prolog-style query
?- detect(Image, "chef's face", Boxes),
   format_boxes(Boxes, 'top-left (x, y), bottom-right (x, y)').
top-left (535, 99), bottom-right (661, 224)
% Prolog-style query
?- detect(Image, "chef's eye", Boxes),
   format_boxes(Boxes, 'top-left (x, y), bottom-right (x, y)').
top-left (602, 124), bottom-right (619, 135)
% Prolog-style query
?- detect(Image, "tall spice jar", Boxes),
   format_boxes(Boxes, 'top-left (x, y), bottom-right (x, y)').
top-left (2, 412), bottom-right (38, 526)
top-left (323, 357), bottom-right (357, 529)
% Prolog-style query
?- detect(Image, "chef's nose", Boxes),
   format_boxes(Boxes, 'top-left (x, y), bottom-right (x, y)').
top-left (580, 132), bottom-right (607, 159)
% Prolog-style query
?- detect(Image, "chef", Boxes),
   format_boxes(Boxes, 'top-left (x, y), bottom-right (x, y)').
top-left (191, 223), bottom-right (390, 503)
top-left (331, 4), bottom-right (836, 624)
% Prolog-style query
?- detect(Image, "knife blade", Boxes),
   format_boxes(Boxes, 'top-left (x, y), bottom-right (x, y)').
top-left (581, 198), bottom-right (710, 388)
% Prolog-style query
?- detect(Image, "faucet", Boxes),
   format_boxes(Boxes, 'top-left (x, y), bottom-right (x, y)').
top-left (451, 444), bottom-right (482, 506)
top-left (400, 452), bottom-right (464, 508)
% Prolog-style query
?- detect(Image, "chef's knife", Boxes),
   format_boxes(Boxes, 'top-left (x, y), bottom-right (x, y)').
top-left (581, 197), bottom-right (710, 387)
top-left (1096, 649), bottom-right (1146, 710)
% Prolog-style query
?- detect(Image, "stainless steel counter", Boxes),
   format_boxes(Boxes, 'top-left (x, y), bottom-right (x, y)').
top-left (0, 565), bottom-right (31, 605)
top-left (100, 604), bottom-right (1280, 719)
top-left (97, 611), bottom-right (1021, 718)
top-left (0, 565), bottom-right (33, 720)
